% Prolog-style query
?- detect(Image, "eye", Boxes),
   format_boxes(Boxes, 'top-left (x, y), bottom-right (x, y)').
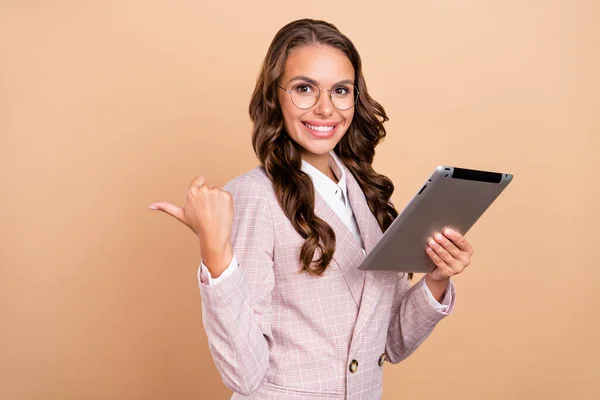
top-left (333, 86), bottom-right (350, 96)
top-left (293, 83), bottom-right (315, 94)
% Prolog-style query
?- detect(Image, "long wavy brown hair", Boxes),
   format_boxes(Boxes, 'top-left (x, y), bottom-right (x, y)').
top-left (249, 19), bottom-right (401, 276)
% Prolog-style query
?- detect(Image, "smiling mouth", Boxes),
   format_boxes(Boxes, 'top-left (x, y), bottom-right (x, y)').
top-left (302, 122), bottom-right (338, 132)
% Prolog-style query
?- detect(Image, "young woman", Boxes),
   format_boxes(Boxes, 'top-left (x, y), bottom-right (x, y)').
top-left (149, 19), bottom-right (473, 400)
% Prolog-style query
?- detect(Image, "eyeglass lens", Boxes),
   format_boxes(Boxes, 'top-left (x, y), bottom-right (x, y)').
top-left (290, 83), bottom-right (358, 110)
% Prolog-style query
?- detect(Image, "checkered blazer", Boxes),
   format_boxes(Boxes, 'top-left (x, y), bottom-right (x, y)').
top-left (199, 162), bottom-right (455, 399)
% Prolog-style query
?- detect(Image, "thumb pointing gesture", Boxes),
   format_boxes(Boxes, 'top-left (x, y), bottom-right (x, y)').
top-left (148, 176), bottom-right (234, 274)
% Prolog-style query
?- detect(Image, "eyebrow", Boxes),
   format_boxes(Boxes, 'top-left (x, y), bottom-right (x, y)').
top-left (288, 75), bottom-right (355, 86)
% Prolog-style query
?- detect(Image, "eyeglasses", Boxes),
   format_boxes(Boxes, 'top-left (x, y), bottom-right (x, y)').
top-left (278, 82), bottom-right (360, 111)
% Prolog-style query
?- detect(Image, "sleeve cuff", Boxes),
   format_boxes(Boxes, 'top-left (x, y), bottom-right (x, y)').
top-left (422, 277), bottom-right (453, 314)
top-left (198, 255), bottom-right (239, 286)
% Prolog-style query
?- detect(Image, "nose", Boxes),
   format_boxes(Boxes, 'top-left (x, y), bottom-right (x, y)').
top-left (313, 90), bottom-right (334, 117)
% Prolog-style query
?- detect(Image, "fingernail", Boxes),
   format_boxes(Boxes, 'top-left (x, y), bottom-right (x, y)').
top-left (444, 229), bottom-right (453, 235)
top-left (148, 205), bottom-right (158, 210)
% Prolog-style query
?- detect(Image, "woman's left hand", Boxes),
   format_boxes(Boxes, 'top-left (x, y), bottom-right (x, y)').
top-left (425, 228), bottom-right (474, 282)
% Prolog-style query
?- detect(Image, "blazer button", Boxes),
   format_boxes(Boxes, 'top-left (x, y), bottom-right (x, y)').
top-left (349, 359), bottom-right (359, 373)
top-left (378, 353), bottom-right (386, 367)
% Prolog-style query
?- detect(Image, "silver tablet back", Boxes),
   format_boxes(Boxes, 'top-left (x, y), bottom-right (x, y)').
top-left (358, 166), bottom-right (513, 273)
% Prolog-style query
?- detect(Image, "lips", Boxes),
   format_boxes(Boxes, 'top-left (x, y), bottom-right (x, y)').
top-left (302, 120), bottom-right (340, 127)
top-left (301, 121), bottom-right (340, 138)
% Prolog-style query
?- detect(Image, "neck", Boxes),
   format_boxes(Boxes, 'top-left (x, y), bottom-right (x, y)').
top-left (302, 152), bottom-right (336, 182)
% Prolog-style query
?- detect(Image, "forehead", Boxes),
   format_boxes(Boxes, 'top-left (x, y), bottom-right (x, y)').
top-left (283, 45), bottom-right (355, 85)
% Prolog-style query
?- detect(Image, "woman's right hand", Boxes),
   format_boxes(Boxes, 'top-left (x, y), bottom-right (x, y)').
top-left (148, 176), bottom-right (234, 277)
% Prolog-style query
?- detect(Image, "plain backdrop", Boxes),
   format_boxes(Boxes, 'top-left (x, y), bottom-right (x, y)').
top-left (1, 1), bottom-right (598, 399)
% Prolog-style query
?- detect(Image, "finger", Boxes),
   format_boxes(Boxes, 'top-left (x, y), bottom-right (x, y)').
top-left (433, 233), bottom-right (462, 259)
top-left (443, 229), bottom-right (474, 255)
top-left (426, 246), bottom-right (445, 267)
top-left (428, 238), bottom-right (460, 269)
top-left (189, 183), bottom-right (218, 201)
top-left (189, 176), bottom-right (205, 188)
top-left (426, 246), bottom-right (451, 272)
top-left (187, 176), bottom-right (204, 194)
top-left (185, 177), bottom-right (206, 201)
top-left (148, 202), bottom-right (185, 224)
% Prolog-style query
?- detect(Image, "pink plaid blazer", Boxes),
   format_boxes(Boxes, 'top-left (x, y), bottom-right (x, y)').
top-left (199, 162), bottom-right (455, 399)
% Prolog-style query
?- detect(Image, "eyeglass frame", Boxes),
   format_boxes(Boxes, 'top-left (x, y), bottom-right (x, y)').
top-left (277, 83), bottom-right (361, 111)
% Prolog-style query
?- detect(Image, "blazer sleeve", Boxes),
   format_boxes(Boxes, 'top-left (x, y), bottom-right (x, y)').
top-left (198, 175), bottom-right (275, 396)
top-left (385, 274), bottom-right (455, 364)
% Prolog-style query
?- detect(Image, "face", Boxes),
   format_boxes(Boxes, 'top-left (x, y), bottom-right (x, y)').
top-left (277, 44), bottom-right (356, 166)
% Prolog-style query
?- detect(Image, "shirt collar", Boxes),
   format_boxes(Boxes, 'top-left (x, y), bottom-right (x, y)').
top-left (301, 151), bottom-right (348, 202)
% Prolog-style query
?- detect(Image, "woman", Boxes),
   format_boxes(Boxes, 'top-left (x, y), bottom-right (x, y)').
top-left (149, 19), bottom-right (473, 400)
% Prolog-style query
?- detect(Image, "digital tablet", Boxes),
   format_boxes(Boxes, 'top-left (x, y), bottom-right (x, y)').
top-left (358, 166), bottom-right (513, 273)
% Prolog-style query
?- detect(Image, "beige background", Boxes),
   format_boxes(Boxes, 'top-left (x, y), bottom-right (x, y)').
top-left (1, 1), bottom-right (598, 399)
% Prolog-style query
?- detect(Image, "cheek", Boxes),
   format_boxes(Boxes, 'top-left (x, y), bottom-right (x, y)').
top-left (277, 92), bottom-right (290, 118)
top-left (281, 103), bottom-right (302, 132)
top-left (339, 110), bottom-right (354, 131)
top-left (344, 109), bottom-right (355, 123)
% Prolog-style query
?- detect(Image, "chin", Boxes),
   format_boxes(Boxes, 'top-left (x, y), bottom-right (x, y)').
top-left (297, 126), bottom-right (346, 154)
top-left (301, 143), bottom-right (336, 156)
top-left (301, 134), bottom-right (344, 154)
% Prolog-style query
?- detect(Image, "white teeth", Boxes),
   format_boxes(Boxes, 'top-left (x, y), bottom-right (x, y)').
top-left (304, 122), bottom-right (335, 132)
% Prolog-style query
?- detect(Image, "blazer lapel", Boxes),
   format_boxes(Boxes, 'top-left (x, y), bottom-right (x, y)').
top-left (312, 152), bottom-right (388, 351)
top-left (343, 165), bottom-right (382, 255)
top-left (313, 193), bottom-right (366, 307)
top-left (340, 162), bottom-right (387, 350)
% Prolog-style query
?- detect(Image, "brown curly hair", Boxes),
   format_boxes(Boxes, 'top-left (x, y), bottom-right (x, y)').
top-left (249, 19), bottom-right (399, 276)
